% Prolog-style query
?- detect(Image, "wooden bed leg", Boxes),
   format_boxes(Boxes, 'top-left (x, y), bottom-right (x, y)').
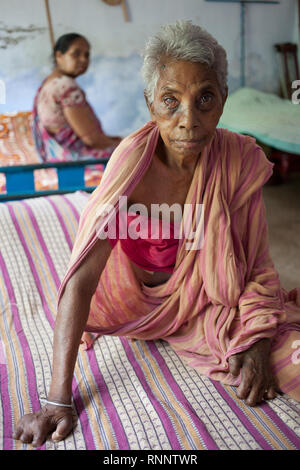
top-left (269, 150), bottom-right (291, 184)
top-left (278, 153), bottom-right (291, 182)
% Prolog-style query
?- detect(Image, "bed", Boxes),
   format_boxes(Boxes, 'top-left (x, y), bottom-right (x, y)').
top-left (0, 190), bottom-right (300, 451)
top-left (218, 87), bottom-right (300, 181)
top-left (0, 111), bottom-right (105, 200)
top-left (218, 87), bottom-right (300, 155)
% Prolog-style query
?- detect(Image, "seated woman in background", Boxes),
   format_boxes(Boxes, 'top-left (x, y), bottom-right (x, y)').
top-left (33, 33), bottom-right (121, 162)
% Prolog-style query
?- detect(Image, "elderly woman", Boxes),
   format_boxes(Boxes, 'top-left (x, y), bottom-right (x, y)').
top-left (14, 21), bottom-right (300, 447)
top-left (33, 33), bottom-right (121, 162)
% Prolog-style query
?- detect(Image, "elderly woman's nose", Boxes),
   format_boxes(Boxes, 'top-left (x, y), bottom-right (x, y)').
top-left (178, 105), bottom-right (200, 129)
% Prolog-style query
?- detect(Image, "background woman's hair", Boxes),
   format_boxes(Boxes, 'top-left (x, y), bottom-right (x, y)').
top-left (141, 20), bottom-right (228, 102)
top-left (53, 33), bottom-right (88, 63)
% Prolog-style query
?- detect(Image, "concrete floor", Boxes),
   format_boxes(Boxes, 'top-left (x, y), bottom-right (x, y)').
top-left (263, 172), bottom-right (300, 292)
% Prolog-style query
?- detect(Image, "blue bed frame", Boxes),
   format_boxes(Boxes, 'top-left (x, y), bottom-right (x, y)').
top-left (0, 158), bottom-right (108, 202)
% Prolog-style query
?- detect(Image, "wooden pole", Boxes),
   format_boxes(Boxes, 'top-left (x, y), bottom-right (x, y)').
top-left (298, 0), bottom-right (300, 44)
top-left (240, 1), bottom-right (246, 87)
top-left (121, 0), bottom-right (129, 22)
top-left (44, 0), bottom-right (55, 48)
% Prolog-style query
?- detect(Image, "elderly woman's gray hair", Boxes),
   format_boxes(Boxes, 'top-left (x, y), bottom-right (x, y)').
top-left (141, 21), bottom-right (228, 103)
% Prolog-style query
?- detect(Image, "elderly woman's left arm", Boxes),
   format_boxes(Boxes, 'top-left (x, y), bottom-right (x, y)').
top-left (228, 188), bottom-right (285, 405)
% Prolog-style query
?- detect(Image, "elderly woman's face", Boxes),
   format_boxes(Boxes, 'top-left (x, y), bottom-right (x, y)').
top-left (148, 59), bottom-right (226, 161)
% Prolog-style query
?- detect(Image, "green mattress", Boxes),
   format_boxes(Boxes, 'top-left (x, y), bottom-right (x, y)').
top-left (218, 87), bottom-right (300, 154)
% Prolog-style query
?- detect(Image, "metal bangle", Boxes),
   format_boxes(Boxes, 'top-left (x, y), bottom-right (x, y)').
top-left (40, 397), bottom-right (73, 408)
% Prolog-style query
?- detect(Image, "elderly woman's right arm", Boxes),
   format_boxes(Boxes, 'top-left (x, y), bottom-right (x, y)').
top-left (13, 238), bottom-right (112, 447)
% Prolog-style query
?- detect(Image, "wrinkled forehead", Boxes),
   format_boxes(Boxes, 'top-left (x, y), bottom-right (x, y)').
top-left (155, 57), bottom-right (220, 95)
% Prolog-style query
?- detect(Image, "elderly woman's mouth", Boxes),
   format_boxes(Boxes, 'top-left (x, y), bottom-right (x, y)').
top-left (173, 139), bottom-right (204, 149)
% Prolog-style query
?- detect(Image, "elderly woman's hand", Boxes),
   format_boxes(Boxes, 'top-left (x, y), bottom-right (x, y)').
top-left (228, 338), bottom-right (280, 406)
top-left (13, 404), bottom-right (73, 447)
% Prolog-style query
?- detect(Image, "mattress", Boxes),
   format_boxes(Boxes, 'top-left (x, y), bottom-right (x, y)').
top-left (0, 112), bottom-right (103, 194)
top-left (0, 191), bottom-right (299, 450)
top-left (219, 87), bottom-right (300, 154)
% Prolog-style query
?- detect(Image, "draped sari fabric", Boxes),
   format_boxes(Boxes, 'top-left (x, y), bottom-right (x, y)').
top-left (58, 121), bottom-right (300, 401)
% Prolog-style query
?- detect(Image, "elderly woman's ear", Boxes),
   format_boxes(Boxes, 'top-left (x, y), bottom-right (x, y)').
top-left (222, 86), bottom-right (228, 107)
top-left (144, 91), bottom-right (155, 120)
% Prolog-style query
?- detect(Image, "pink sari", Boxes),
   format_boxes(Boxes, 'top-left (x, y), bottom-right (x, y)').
top-left (58, 121), bottom-right (300, 401)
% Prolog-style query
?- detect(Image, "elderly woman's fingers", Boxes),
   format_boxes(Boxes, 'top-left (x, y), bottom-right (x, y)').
top-left (51, 415), bottom-right (74, 442)
top-left (264, 387), bottom-right (277, 400)
top-left (12, 426), bottom-right (23, 441)
top-left (245, 380), bottom-right (266, 406)
top-left (13, 419), bottom-right (47, 447)
top-left (230, 340), bottom-right (279, 406)
top-left (238, 366), bottom-right (278, 406)
top-left (19, 431), bottom-right (34, 444)
top-left (31, 422), bottom-right (55, 447)
top-left (13, 407), bottom-right (74, 447)
top-left (228, 354), bottom-right (243, 377)
top-left (12, 419), bottom-right (33, 443)
top-left (236, 361), bottom-right (256, 399)
top-left (264, 378), bottom-right (282, 400)
top-left (32, 434), bottom-right (48, 448)
top-left (249, 379), bottom-right (280, 405)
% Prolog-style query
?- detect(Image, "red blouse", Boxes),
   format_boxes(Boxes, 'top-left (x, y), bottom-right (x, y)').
top-left (106, 211), bottom-right (180, 272)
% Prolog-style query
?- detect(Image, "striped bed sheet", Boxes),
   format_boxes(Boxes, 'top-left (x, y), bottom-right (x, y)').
top-left (0, 191), bottom-right (299, 451)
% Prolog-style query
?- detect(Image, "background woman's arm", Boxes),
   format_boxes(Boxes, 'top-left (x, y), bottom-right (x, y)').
top-left (64, 105), bottom-right (121, 149)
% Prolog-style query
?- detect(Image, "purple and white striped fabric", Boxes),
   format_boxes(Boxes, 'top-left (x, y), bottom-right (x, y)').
top-left (0, 192), bottom-right (299, 450)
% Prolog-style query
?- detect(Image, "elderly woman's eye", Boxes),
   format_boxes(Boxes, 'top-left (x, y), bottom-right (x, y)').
top-left (199, 93), bottom-right (214, 106)
top-left (163, 97), bottom-right (178, 108)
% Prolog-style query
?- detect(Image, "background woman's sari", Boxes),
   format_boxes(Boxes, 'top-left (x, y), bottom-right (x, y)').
top-left (32, 76), bottom-right (113, 163)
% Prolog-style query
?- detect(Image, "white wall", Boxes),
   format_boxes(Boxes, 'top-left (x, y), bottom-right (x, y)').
top-left (0, 0), bottom-right (298, 135)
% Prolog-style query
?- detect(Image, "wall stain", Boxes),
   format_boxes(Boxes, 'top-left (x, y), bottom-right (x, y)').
top-left (0, 22), bottom-right (45, 49)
